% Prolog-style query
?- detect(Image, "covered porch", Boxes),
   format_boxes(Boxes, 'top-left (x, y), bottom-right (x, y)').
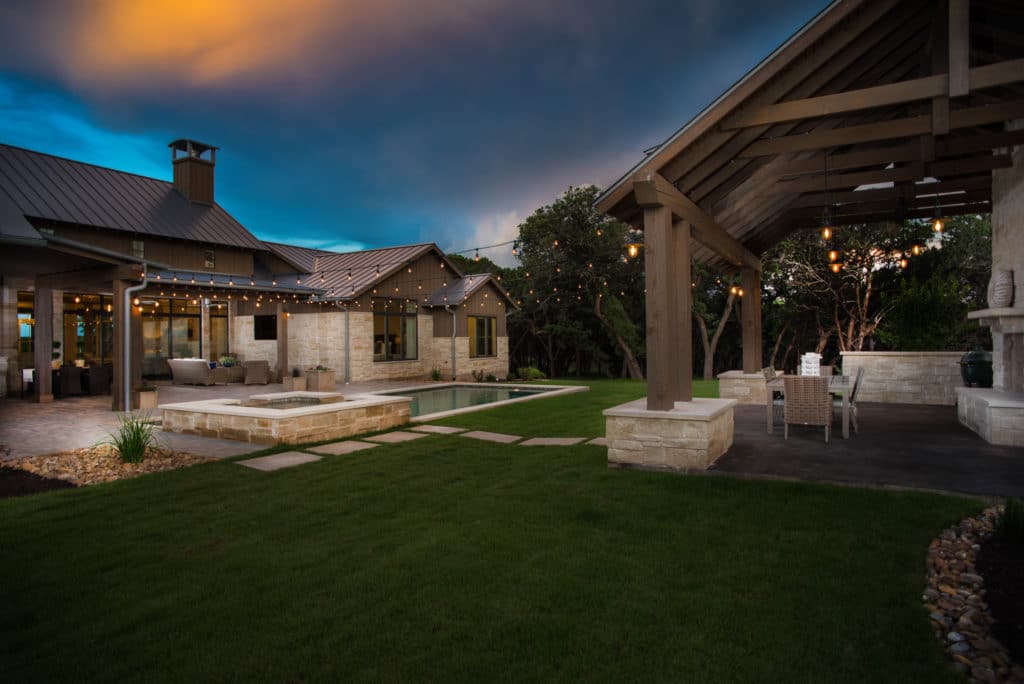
top-left (596, 0), bottom-right (1024, 467)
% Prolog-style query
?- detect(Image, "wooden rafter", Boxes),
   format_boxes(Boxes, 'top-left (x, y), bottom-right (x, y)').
top-left (632, 173), bottom-right (761, 271)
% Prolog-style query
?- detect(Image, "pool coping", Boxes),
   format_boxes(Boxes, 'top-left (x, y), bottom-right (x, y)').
top-left (373, 382), bottom-right (589, 422)
top-left (160, 391), bottom-right (408, 419)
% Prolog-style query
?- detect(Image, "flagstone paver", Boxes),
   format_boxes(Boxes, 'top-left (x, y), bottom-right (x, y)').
top-left (587, 437), bottom-right (609, 447)
top-left (520, 437), bottom-right (586, 446)
top-left (460, 430), bottom-right (523, 444)
top-left (237, 452), bottom-right (322, 472)
top-left (307, 441), bottom-right (379, 456)
top-left (364, 431), bottom-right (429, 444)
top-left (409, 425), bottom-right (467, 434)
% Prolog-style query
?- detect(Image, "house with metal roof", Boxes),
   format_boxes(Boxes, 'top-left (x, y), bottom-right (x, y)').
top-left (0, 139), bottom-right (510, 408)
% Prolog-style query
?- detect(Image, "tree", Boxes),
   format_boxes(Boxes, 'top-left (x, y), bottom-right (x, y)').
top-left (509, 186), bottom-right (645, 379)
top-left (691, 264), bottom-right (739, 379)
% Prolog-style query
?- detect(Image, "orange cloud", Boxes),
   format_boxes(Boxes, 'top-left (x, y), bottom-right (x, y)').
top-left (11, 0), bottom-right (545, 90)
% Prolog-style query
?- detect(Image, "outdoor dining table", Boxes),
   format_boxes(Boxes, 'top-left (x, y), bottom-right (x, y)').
top-left (766, 374), bottom-right (853, 439)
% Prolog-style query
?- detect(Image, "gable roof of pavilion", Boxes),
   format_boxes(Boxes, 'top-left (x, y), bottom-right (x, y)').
top-left (596, 0), bottom-right (1024, 270)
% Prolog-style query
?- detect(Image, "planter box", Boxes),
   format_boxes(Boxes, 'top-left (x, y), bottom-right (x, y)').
top-left (282, 376), bottom-right (306, 392)
top-left (306, 370), bottom-right (336, 392)
top-left (138, 390), bottom-right (158, 411)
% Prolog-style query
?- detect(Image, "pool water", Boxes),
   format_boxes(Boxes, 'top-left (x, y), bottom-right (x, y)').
top-left (241, 396), bottom-right (342, 409)
top-left (384, 385), bottom-right (551, 417)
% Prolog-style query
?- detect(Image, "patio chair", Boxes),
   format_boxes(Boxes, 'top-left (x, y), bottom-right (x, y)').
top-left (834, 366), bottom-right (865, 434)
top-left (59, 365), bottom-right (83, 397)
top-left (783, 375), bottom-right (832, 443)
top-left (243, 360), bottom-right (271, 385)
top-left (763, 366), bottom-right (783, 424)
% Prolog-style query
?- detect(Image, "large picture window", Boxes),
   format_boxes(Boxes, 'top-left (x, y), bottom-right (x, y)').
top-left (469, 316), bottom-right (496, 358)
top-left (373, 299), bottom-right (417, 362)
top-left (254, 314), bottom-right (277, 340)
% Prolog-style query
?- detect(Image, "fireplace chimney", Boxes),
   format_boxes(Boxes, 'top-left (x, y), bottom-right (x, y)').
top-left (169, 139), bottom-right (218, 205)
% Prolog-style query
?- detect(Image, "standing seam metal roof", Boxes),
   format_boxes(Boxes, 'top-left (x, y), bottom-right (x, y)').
top-left (0, 143), bottom-right (267, 250)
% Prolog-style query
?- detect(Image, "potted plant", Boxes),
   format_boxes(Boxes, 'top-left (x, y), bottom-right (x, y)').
top-left (306, 365), bottom-right (335, 392)
top-left (51, 341), bottom-right (62, 369)
top-left (282, 367), bottom-right (306, 392)
top-left (136, 383), bottom-right (158, 410)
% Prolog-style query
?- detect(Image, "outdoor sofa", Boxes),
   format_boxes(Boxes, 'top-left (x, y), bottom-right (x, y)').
top-left (168, 359), bottom-right (229, 386)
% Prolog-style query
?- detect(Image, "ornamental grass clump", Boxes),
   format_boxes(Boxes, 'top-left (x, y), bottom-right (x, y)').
top-left (108, 412), bottom-right (158, 464)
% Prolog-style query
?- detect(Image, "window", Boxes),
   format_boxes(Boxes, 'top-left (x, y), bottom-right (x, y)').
top-left (17, 291), bottom-right (34, 353)
top-left (373, 299), bottom-right (417, 361)
top-left (204, 250), bottom-right (216, 269)
top-left (254, 314), bottom-right (277, 340)
top-left (468, 316), bottom-right (496, 357)
top-left (131, 239), bottom-right (145, 258)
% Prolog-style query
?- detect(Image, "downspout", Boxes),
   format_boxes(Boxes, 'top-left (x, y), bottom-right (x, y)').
top-left (339, 302), bottom-right (351, 384)
top-left (123, 265), bottom-right (149, 412)
top-left (445, 305), bottom-right (456, 381)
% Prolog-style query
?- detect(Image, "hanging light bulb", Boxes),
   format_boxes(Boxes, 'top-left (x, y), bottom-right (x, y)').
top-left (474, 248), bottom-right (480, 262)
top-left (729, 285), bottom-right (738, 295)
top-left (296, 276), bottom-right (302, 285)
top-left (828, 250), bottom-right (839, 263)
top-left (625, 241), bottom-right (642, 259)
top-left (911, 244), bottom-right (922, 256)
top-left (830, 263), bottom-right (842, 273)
top-left (932, 214), bottom-right (944, 233)
top-left (74, 295), bottom-right (81, 304)
top-left (899, 257), bottom-right (909, 269)
top-left (375, 265), bottom-right (381, 277)
top-left (821, 225), bottom-right (832, 241)
top-left (553, 239), bottom-right (559, 247)
top-left (250, 276), bottom-right (255, 286)
top-left (511, 241), bottom-right (518, 256)
top-left (346, 269), bottom-right (352, 280)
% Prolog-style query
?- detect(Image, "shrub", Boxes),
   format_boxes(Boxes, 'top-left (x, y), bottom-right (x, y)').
top-left (430, 367), bottom-right (442, 381)
top-left (517, 366), bottom-right (546, 381)
top-left (472, 370), bottom-right (485, 382)
top-left (996, 497), bottom-right (1024, 545)
top-left (485, 373), bottom-right (497, 382)
top-left (107, 412), bottom-right (158, 464)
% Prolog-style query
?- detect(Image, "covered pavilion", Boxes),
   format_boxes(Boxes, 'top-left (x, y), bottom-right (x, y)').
top-left (597, 0), bottom-right (1024, 467)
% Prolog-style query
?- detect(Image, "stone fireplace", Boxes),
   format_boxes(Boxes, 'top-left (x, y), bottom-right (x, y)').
top-left (957, 120), bottom-right (1024, 446)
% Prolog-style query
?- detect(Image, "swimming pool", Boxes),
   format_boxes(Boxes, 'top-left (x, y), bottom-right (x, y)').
top-left (380, 383), bottom-right (582, 419)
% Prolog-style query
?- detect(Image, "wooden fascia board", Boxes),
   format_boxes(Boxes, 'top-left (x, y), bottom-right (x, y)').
top-left (595, 0), bottom-right (868, 213)
top-left (722, 59), bottom-right (1024, 130)
top-left (632, 173), bottom-right (760, 271)
top-left (740, 100), bottom-right (1024, 157)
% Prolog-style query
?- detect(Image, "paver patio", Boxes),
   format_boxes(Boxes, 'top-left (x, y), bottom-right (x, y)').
top-left (520, 437), bottom-right (586, 446)
top-left (459, 430), bottom-right (522, 444)
top-left (363, 431), bottom-right (428, 444)
top-left (409, 425), bottom-right (467, 434)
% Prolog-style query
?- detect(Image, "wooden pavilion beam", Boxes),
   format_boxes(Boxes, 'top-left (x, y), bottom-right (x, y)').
top-left (739, 100), bottom-right (1024, 157)
top-left (720, 59), bottom-right (1024, 130)
top-left (949, 0), bottom-right (971, 97)
top-left (788, 175), bottom-right (991, 208)
top-left (632, 173), bottom-right (760, 272)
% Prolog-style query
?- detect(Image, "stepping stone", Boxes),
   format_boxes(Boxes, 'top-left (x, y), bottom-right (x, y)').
top-left (363, 431), bottom-right (429, 444)
top-left (587, 437), bottom-right (609, 447)
top-left (307, 441), bottom-right (379, 456)
top-left (520, 437), bottom-right (586, 446)
top-left (237, 451), bottom-right (322, 472)
top-left (460, 430), bottom-right (522, 444)
top-left (409, 425), bottom-right (467, 434)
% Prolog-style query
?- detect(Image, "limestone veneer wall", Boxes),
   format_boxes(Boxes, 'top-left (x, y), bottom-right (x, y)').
top-left (231, 315), bottom-right (278, 374)
top-left (840, 351), bottom-right (964, 405)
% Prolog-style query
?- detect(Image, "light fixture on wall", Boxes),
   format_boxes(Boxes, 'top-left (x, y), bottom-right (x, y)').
top-left (625, 241), bottom-right (642, 259)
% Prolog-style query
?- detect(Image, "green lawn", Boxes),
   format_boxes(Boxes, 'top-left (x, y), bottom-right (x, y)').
top-left (1, 379), bottom-right (976, 682)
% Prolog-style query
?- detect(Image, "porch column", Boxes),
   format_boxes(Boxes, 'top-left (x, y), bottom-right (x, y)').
top-left (111, 280), bottom-right (143, 410)
top-left (200, 298), bottom-right (211, 360)
top-left (276, 302), bottom-right (289, 383)
top-left (643, 206), bottom-right (692, 409)
top-left (740, 267), bottom-right (763, 373)
top-left (32, 286), bottom-right (53, 402)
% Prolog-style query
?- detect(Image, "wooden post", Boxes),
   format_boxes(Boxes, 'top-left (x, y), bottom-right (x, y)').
top-left (740, 267), bottom-right (763, 373)
top-left (32, 286), bottom-right (53, 402)
top-left (671, 220), bottom-right (693, 403)
top-left (276, 302), bottom-right (288, 383)
top-left (644, 206), bottom-right (693, 409)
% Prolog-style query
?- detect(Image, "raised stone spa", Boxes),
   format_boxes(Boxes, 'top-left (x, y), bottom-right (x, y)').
top-left (161, 391), bottom-right (411, 445)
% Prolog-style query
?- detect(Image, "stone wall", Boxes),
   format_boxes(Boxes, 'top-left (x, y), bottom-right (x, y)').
top-left (957, 388), bottom-right (1024, 447)
top-left (840, 351), bottom-right (964, 405)
top-left (162, 398), bottom-right (410, 445)
top-left (231, 314), bottom-right (278, 375)
top-left (717, 371), bottom-right (767, 404)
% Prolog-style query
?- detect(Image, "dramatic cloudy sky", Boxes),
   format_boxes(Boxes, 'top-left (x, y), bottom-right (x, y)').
top-left (0, 0), bottom-right (826, 263)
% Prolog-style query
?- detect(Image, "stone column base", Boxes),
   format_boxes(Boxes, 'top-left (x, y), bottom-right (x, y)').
top-left (957, 387), bottom-right (1024, 447)
top-left (717, 370), bottom-right (768, 404)
top-left (603, 397), bottom-right (737, 471)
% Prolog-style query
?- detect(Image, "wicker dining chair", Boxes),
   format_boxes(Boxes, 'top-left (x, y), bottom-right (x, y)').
top-left (763, 366), bottom-right (783, 424)
top-left (819, 365), bottom-right (833, 377)
top-left (783, 375), bottom-right (833, 443)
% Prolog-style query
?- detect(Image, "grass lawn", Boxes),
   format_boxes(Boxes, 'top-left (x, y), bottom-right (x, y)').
top-left (0, 379), bottom-right (977, 682)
